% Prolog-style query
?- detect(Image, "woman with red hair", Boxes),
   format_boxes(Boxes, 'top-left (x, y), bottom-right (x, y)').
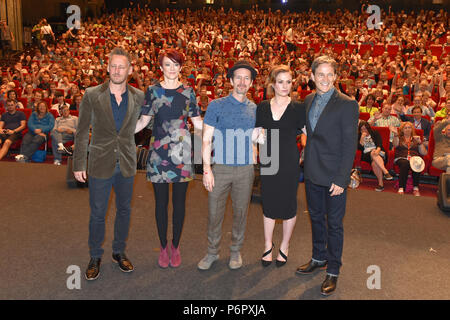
top-left (136, 49), bottom-right (203, 268)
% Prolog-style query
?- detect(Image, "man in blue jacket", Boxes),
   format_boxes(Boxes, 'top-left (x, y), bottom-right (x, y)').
top-left (295, 56), bottom-right (359, 296)
top-left (400, 106), bottom-right (431, 147)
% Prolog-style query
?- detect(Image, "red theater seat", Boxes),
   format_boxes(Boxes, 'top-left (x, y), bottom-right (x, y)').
top-left (373, 44), bottom-right (385, 57)
top-left (22, 109), bottom-right (32, 119)
top-left (429, 45), bottom-right (443, 58)
top-left (354, 126), bottom-right (391, 171)
top-left (359, 44), bottom-right (372, 56)
top-left (359, 112), bottom-right (370, 121)
top-left (387, 44), bottom-right (399, 57)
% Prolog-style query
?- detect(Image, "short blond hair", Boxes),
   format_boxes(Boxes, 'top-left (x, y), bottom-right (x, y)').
top-left (108, 47), bottom-right (132, 65)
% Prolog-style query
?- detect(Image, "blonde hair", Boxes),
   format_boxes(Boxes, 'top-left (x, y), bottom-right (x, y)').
top-left (108, 47), bottom-right (132, 66)
top-left (398, 122), bottom-right (417, 145)
top-left (266, 65), bottom-right (292, 97)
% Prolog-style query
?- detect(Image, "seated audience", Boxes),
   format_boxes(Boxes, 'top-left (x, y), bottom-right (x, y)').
top-left (358, 121), bottom-right (393, 192)
top-left (50, 104), bottom-right (77, 165)
top-left (435, 99), bottom-right (450, 119)
top-left (359, 93), bottom-right (379, 116)
top-left (51, 91), bottom-right (70, 116)
top-left (400, 105), bottom-right (432, 145)
top-left (6, 90), bottom-right (24, 109)
top-left (392, 122), bottom-right (427, 196)
top-left (406, 94), bottom-right (435, 118)
top-left (431, 117), bottom-right (450, 173)
top-left (0, 99), bottom-right (27, 160)
top-left (15, 101), bottom-right (54, 162)
top-left (368, 104), bottom-right (401, 145)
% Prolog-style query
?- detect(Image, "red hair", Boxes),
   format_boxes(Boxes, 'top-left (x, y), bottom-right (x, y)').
top-left (158, 49), bottom-right (184, 67)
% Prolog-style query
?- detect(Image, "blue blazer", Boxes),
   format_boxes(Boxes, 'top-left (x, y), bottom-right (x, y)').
top-left (303, 89), bottom-right (359, 188)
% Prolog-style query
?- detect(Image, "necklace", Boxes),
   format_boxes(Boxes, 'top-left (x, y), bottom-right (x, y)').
top-left (270, 97), bottom-right (290, 121)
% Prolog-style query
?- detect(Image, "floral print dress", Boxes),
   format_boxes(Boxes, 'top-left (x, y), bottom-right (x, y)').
top-left (141, 83), bottom-right (200, 183)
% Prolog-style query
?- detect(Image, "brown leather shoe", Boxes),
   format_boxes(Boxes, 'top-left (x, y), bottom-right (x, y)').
top-left (295, 259), bottom-right (327, 275)
top-left (85, 258), bottom-right (101, 281)
top-left (112, 253), bottom-right (134, 273)
top-left (321, 275), bottom-right (338, 296)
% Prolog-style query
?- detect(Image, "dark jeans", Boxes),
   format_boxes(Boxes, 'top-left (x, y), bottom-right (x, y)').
top-left (50, 130), bottom-right (74, 161)
top-left (20, 132), bottom-right (46, 158)
top-left (396, 159), bottom-right (420, 189)
top-left (88, 163), bottom-right (134, 258)
top-left (305, 179), bottom-right (348, 276)
top-left (152, 182), bottom-right (189, 249)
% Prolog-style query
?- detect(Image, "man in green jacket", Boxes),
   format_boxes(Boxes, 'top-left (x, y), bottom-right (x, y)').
top-left (73, 47), bottom-right (145, 281)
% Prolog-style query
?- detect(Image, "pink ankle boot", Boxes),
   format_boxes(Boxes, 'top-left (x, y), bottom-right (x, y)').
top-left (158, 245), bottom-right (169, 268)
top-left (170, 242), bottom-right (181, 268)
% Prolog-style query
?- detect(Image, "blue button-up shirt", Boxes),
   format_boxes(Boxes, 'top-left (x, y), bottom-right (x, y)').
top-left (309, 87), bottom-right (335, 132)
top-left (204, 94), bottom-right (256, 166)
top-left (110, 88), bottom-right (128, 133)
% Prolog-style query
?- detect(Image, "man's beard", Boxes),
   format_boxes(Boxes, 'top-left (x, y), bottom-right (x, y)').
top-left (110, 74), bottom-right (127, 85)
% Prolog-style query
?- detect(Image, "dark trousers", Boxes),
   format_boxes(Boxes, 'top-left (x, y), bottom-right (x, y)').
top-left (88, 163), bottom-right (134, 258)
top-left (396, 159), bottom-right (420, 189)
top-left (305, 179), bottom-right (348, 276)
top-left (152, 182), bottom-right (189, 249)
top-left (20, 132), bottom-right (45, 158)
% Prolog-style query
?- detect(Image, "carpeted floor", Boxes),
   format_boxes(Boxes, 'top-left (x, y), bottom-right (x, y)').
top-left (0, 162), bottom-right (449, 300)
top-left (357, 174), bottom-right (438, 197)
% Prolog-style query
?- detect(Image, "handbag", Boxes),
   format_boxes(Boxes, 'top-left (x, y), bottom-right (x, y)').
top-left (349, 168), bottom-right (362, 189)
top-left (31, 136), bottom-right (47, 163)
top-left (136, 145), bottom-right (150, 170)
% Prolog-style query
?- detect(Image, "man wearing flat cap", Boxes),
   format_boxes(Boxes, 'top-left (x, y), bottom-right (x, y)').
top-left (198, 60), bottom-right (258, 271)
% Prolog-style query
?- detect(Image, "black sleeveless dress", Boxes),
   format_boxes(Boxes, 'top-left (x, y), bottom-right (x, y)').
top-left (255, 100), bottom-right (306, 219)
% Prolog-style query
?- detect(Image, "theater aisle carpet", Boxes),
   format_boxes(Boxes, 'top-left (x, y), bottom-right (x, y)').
top-left (0, 162), bottom-right (449, 300)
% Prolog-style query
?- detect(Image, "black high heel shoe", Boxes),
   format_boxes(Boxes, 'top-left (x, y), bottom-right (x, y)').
top-left (275, 249), bottom-right (288, 268)
top-left (261, 243), bottom-right (274, 267)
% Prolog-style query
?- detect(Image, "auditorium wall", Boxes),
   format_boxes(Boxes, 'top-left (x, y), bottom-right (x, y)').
top-left (21, 0), bottom-right (103, 25)
top-left (20, 0), bottom-right (450, 26)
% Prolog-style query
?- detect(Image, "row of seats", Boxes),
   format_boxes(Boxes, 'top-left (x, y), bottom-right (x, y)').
top-left (0, 108), bottom-right (78, 119)
top-left (0, 108), bottom-right (78, 156)
top-left (220, 41), bottom-right (450, 59)
top-left (359, 111), bottom-right (445, 123)
top-left (0, 97), bottom-right (74, 110)
top-left (352, 126), bottom-right (444, 177)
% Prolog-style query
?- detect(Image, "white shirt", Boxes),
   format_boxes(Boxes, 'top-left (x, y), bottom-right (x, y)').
top-left (51, 103), bottom-right (70, 116)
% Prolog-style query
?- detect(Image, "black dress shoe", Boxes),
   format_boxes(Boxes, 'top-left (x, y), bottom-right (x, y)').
top-left (275, 249), bottom-right (288, 268)
top-left (295, 259), bottom-right (327, 275)
top-left (112, 252), bottom-right (134, 273)
top-left (321, 274), bottom-right (338, 296)
top-left (261, 243), bottom-right (274, 267)
top-left (85, 258), bottom-right (101, 281)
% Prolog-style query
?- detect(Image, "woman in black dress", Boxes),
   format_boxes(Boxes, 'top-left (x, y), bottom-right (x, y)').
top-left (255, 65), bottom-right (306, 267)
